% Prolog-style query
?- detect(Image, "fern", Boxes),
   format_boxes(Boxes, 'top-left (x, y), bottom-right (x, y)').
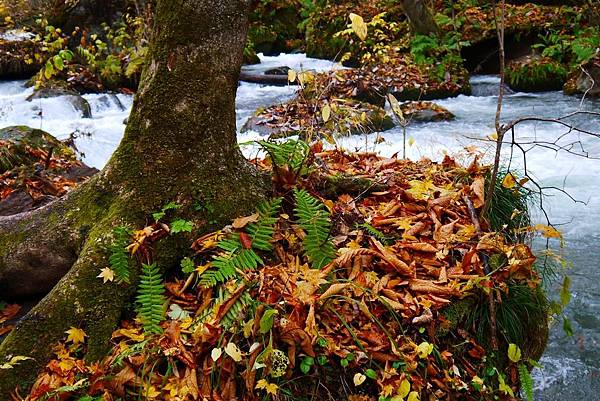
top-left (518, 363), bottom-right (534, 401)
top-left (218, 289), bottom-right (254, 329)
top-left (109, 226), bottom-right (131, 283)
top-left (358, 222), bottom-right (391, 245)
top-left (257, 139), bottom-right (310, 174)
top-left (294, 189), bottom-right (336, 268)
top-left (199, 198), bottom-right (282, 287)
top-left (135, 263), bottom-right (166, 334)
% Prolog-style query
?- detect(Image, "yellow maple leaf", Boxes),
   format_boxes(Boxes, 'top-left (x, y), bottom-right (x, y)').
top-left (406, 179), bottom-right (437, 200)
top-left (112, 328), bottom-right (144, 342)
top-left (144, 385), bottom-right (161, 399)
top-left (58, 358), bottom-right (76, 372)
top-left (256, 379), bottom-right (279, 395)
top-left (97, 267), bottom-right (115, 283)
top-left (65, 327), bottom-right (86, 344)
top-left (534, 224), bottom-right (562, 239)
top-left (502, 173), bottom-right (517, 189)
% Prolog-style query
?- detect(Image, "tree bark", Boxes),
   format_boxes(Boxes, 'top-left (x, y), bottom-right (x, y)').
top-left (0, 0), bottom-right (268, 397)
top-left (400, 0), bottom-right (440, 36)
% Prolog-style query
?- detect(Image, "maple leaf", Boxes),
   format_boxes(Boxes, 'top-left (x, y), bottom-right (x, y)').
top-left (256, 379), bottom-right (279, 395)
top-left (65, 327), bottom-right (86, 344)
top-left (97, 267), bottom-right (115, 283)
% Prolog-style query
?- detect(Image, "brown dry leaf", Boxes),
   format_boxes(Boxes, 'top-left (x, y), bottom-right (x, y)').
top-left (370, 238), bottom-right (414, 277)
top-left (232, 213), bottom-right (260, 229)
top-left (402, 242), bottom-right (438, 253)
top-left (471, 176), bottom-right (485, 208)
top-left (335, 248), bottom-right (378, 267)
top-left (319, 283), bottom-right (351, 301)
top-left (409, 279), bottom-right (461, 296)
top-left (433, 220), bottom-right (457, 243)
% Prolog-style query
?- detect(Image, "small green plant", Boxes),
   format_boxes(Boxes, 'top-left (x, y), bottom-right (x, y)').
top-left (109, 226), bottom-right (131, 283)
top-left (293, 188), bottom-right (336, 268)
top-left (199, 197), bottom-right (282, 287)
top-left (135, 263), bottom-right (166, 334)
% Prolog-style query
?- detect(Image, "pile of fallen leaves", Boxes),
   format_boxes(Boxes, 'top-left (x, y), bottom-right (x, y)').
top-left (242, 97), bottom-right (394, 140)
top-left (21, 145), bottom-right (551, 401)
top-left (455, 3), bottom-right (598, 43)
top-left (306, 59), bottom-right (470, 105)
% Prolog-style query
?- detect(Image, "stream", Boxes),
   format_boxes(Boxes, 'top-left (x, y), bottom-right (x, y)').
top-left (1, 53), bottom-right (599, 400)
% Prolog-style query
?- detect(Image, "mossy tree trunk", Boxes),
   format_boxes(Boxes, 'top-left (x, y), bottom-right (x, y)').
top-left (0, 0), bottom-right (268, 397)
top-left (400, 0), bottom-right (440, 36)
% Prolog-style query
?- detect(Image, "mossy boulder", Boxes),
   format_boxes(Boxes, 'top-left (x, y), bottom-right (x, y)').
top-left (439, 282), bottom-right (549, 365)
top-left (0, 126), bottom-right (98, 215)
top-left (505, 56), bottom-right (568, 92)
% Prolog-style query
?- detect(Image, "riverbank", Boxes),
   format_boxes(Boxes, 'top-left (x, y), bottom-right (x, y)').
top-left (0, 53), bottom-right (599, 399)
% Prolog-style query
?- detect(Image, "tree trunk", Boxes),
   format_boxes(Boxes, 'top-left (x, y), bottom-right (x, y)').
top-left (400, 0), bottom-right (440, 36)
top-left (0, 0), bottom-right (268, 397)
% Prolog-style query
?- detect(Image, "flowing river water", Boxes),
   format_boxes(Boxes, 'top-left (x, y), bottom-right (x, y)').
top-left (0, 54), bottom-right (599, 400)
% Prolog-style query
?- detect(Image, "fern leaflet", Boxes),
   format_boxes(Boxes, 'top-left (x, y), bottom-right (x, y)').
top-left (518, 363), bottom-right (534, 401)
top-left (135, 263), bottom-right (166, 334)
top-left (109, 226), bottom-right (131, 283)
top-left (257, 140), bottom-right (310, 174)
top-left (199, 198), bottom-right (282, 287)
top-left (293, 189), bottom-right (336, 268)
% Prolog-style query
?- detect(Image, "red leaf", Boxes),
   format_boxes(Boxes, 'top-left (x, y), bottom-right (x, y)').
top-left (240, 232), bottom-right (252, 249)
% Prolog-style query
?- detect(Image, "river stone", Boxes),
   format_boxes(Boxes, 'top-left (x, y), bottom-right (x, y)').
top-left (26, 87), bottom-right (93, 118)
top-left (265, 66), bottom-right (291, 76)
top-left (0, 126), bottom-right (98, 216)
top-left (0, 37), bottom-right (40, 79)
top-left (399, 101), bottom-right (455, 123)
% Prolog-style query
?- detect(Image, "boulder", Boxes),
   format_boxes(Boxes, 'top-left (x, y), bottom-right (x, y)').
top-left (0, 36), bottom-right (40, 79)
top-left (505, 55), bottom-right (567, 92)
top-left (0, 126), bottom-right (97, 216)
top-left (399, 101), bottom-right (455, 123)
top-left (563, 54), bottom-right (600, 97)
top-left (26, 86), bottom-right (92, 118)
top-left (241, 98), bottom-right (395, 139)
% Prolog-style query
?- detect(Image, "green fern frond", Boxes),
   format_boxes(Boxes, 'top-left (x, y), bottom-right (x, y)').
top-left (293, 189), bottom-right (336, 268)
top-left (220, 291), bottom-right (254, 329)
top-left (199, 198), bottom-right (282, 287)
top-left (135, 263), bottom-right (166, 334)
top-left (358, 222), bottom-right (391, 245)
top-left (257, 139), bottom-right (310, 174)
top-left (109, 226), bottom-right (131, 283)
top-left (518, 363), bottom-right (534, 401)
top-left (247, 197), bottom-right (282, 251)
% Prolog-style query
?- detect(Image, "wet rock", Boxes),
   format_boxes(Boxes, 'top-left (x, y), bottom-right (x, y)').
top-left (0, 37), bottom-right (40, 79)
top-left (242, 99), bottom-right (395, 139)
top-left (399, 101), bottom-right (455, 123)
top-left (0, 126), bottom-right (98, 216)
top-left (26, 87), bottom-right (92, 118)
top-left (265, 66), bottom-right (291, 76)
top-left (563, 54), bottom-right (600, 97)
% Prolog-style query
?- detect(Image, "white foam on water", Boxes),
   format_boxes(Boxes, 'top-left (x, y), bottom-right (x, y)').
top-left (0, 29), bottom-right (35, 41)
